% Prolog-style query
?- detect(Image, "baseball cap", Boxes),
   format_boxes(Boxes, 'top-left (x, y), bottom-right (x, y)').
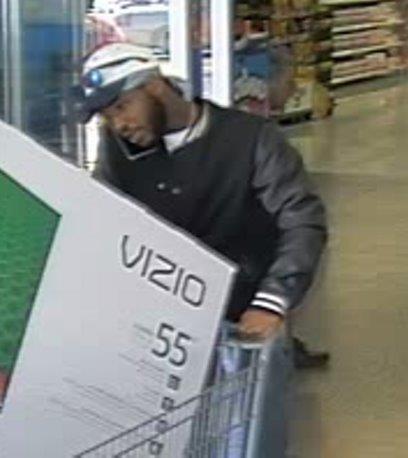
top-left (72, 42), bottom-right (161, 123)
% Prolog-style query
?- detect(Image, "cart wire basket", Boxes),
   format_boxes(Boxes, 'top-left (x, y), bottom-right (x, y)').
top-left (75, 325), bottom-right (276, 458)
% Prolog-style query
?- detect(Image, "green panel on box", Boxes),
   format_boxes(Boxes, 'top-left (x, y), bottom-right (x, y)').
top-left (0, 170), bottom-right (60, 377)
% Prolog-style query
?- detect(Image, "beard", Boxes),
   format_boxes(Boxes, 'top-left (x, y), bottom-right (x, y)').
top-left (133, 95), bottom-right (166, 150)
top-left (110, 88), bottom-right (168, 153)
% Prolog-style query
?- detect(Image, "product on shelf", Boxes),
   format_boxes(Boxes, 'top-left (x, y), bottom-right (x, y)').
top-left (234, 0), bottom-right (335, 119)
top-left (236, 0), bottom-right (271, 17)
top-left (233, 38), bottom-right (272, 115)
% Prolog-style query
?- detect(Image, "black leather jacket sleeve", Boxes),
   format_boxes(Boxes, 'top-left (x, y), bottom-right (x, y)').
top-left (250, 121), bottom-right (328, 316)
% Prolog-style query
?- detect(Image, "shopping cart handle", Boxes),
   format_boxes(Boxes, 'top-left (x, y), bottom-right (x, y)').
top-left (221, 322), bottom-right (282, 350)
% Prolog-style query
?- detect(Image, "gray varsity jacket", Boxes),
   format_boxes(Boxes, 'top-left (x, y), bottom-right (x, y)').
top-left (94, 101), bottom-right (328, 320)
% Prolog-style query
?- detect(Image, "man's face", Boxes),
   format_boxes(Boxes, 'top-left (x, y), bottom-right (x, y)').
top-left (101, 85), bottom-right (166, 149)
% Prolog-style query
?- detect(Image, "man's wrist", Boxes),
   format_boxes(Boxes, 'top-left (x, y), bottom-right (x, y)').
top-left (250, 291), bottom-right (289, 317)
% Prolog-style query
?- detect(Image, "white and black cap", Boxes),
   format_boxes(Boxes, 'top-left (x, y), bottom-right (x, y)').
top-left (73, 42), bottom-right (161, 123)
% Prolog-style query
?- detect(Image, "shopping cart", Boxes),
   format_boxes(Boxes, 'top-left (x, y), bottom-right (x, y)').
top-left (75, 324), bottom-right (281, 458)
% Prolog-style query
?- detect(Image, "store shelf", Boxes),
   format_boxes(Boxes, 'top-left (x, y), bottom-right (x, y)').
top-left (332, 41), bottom-right (402, 57)
top-left (236, 11), bottom-right (271, 20)
top-left (270, 33), bottom-right (312, 46)
top-left (271, 12), bottom-right (315, 21)
top-left (333, 20), bottom-right (403, 33)
top-left (241, 32), bottom-right (270, 41)
top-left (331, 68), bottom-right (394, 84)
top-left (320, 0), bottom-right (382, 5)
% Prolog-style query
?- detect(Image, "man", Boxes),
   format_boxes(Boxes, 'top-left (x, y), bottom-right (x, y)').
top-left (74, 42), bottom-right (327, 340)
top-left (73, 41), bottom-right (327, 456)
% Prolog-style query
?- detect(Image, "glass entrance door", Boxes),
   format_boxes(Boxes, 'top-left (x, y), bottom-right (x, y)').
top-left (0, 0), bottom-right (12, 123)
top-left (1, 0), bottom-right (86, 161)
top-left (0, 1), bottom-right (4, 120)
top-left (19, 0), bottom-right (85, 159)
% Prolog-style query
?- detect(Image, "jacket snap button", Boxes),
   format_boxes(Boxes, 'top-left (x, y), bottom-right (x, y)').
top-left (171, 187), bottom-right (182, 195)
top-left (156, 182), bottom-right (167, 191)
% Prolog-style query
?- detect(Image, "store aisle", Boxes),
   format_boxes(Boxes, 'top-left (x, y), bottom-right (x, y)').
top-left (286, 82), bottom-right (408, 458)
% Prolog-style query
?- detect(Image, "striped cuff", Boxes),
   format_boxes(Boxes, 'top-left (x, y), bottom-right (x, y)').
top-left (250, 292), bottom-right (289, 317)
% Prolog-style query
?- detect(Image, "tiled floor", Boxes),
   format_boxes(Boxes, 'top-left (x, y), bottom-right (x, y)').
top-left (287, 82), bottom-right (408, 458)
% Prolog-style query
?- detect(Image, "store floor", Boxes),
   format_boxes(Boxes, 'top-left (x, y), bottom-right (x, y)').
top-left (286, 81), bottom-right (408, 458)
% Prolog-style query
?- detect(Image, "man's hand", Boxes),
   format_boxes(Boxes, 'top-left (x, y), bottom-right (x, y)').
top-left (0, 371), bottom-right (8, 398)
top-left (238, 308), bottom-right (285, 339)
